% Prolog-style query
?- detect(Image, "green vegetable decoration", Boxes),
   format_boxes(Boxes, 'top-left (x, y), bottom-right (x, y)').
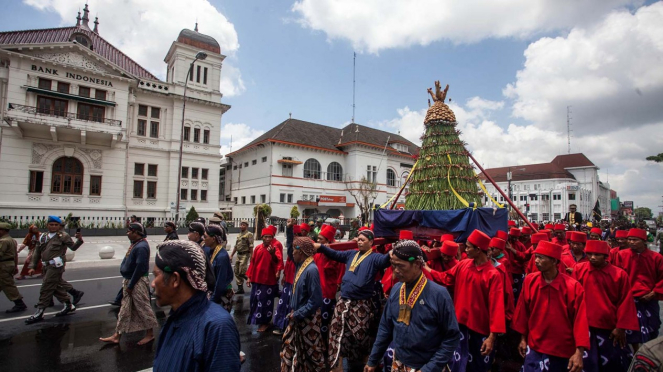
top-left (405, 81), bottom-right (482, 210)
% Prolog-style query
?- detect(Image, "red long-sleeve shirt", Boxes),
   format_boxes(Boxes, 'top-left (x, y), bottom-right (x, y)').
top-left (273, 239), bottom-right (284, 273)
top-left (283, 259), bottom-right (295, 284)
top-left (246, 243), bottom-right (282, 286)
top-left (572, 262), bottom-right (638, 331)
top-left (506, 240), bottom-right (529, 275)
top-left (495, 260), bottom-right (515, 322)
top-left (314, 253), bottom-right (344, 299)
top-left (609, 247), bottom-right (628, 265)
top-left (512, 271), bottom-right (590, 358)
top-left (616, 248), bottom-right (663, 299)
top-left (437, 259), bottom-right (506, 335)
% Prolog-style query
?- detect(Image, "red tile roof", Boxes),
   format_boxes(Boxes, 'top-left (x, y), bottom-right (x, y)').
top-left (551, 153), bottom-right (596, 169)
top-left (479, 163), bottom-right (576, 182)
top-left (0, 26), bottom-right (158, 80)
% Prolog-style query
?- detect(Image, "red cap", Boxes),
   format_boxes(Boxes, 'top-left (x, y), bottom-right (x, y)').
top-left (427, 248), bottom-right (441, 260)
top-left (440, 234), bottom-right (455, 242)
top-left (565, 231), bottom-right (573, 241)
top-left (441, 241), bottom-right (459, 257)
top-left (299, 223), bottom-right (310, 232)
top-left (293, 225), bottom-right (301, 234)
top-left (490, 237), bottom-right (506, 250)
top-left (467, 229), bottom-right (491, 251)
top-left (541, 229), bottom-right (553, 240)
top-left (267, 225), bottom-right (277, 236)
top-left (615, 230), bottom-right (628, 239)
top-left (570, 231), bottom-right (587, 243)
top-left (585, 240), bottom-right (610, 255)
top-left (495, 230), bottom-right (508, 241)
top-left (590, 228), bottom-right (602, 236)
top-left (508, 220), bottom-right (516, 227)
top-left (521, 226), bottom-right (533, 235)
top-left (261, 228), bottom-right (273, 237)
top-left (509, 228), bottom-right (521, 237)
top-left (531, 233), bottom-right (548, 245)
top-left (535, 241), bottom-right (562, 260)
top-left (554, 224), bottom-right (565, 231)
top-left (628, 228), bottom-right (647, 241)
top-left (399, 230), bottom-right (414, 240)
top-left (319, 225), bottom-right (336, 243)
top-left (545, 224), bottom-right (554, 229)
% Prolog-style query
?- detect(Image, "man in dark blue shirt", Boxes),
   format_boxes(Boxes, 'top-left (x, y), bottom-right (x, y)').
top-left (152, 239), bottom-right (241, 372)
top-left (366, 239), bottom-right (460, 372)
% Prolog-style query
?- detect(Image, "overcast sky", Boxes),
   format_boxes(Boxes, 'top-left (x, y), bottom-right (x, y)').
top-left (3, 0), bottom-right (662, 212)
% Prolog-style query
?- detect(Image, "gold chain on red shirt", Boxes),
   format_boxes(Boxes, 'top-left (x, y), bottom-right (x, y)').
top-left (397, 274), bottom-right (427, 326)
top-left (349, 249), bottom-right (372, 272)
top-left (293, 256), bottom-right (314, 295)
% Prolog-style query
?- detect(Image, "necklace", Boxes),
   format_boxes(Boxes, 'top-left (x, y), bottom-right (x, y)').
top-left (349, 249), bottom-right (372, 272)
top-left (293, 257), bottom-right (314, 295)
top-left (397, 274), bottom-right (427, 326)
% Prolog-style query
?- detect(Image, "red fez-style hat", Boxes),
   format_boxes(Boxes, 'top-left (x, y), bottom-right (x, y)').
top-left (293, 224), bottom-right (301, 234)
top-left (521, 226), bottom-right (533, 235)
top-left (590, 228), bottom-right (602, 236)
top-left (554, 224), bottom-right (565, 231)
top-left (508, 220), bottom-right (516, 227)
top-left (565, 231), bottom-right (573, 241)
top-left (531, 233), bottom-right (548, 245)
top-left (468, 229), bottom-right (491, 251)
top-left (570, 231), bottom-right (587, 243)
top-left (540, 229), bottom-right (553, 240)
top-left (319, 225), bottom-right (336, 243)
top-left (585, 240), bottom-right (610, 255)
top-left (358, 226), bottom-right (369, 231)
top-left (267, 225), bottom-right (277, 236)
top-left (441, 241), bottom-right (459, 257)
top-left (399, 230), bottom-right (414, 240)
top-left (426, 248), bottom-right (441, 260)
top-left (440, 234), bottom-right (455, 242)
top-left (261, 228), bottom-right (274, 237)
top-left (615, 230), bottom-right (628, 239)
top-left (495, 230), bottom-right (508, 241)
top-left (509, 228), bottom-right (521, 237)
top-left (490, 237), bottom-right (506, 251)
top-left (545, 224), bottom-right (554, 230)
top-left (628, 228), bottom-right (647, 241)
top-left (536, 241), bottom-right (562, 260)
top-left (299, 223), bottom-right (310, 232)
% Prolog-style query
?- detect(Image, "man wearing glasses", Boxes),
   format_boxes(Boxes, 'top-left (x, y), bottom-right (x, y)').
top-left (564, 204), bottom-right (583, 228)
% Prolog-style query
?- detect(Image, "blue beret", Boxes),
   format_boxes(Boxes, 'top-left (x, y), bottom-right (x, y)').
top-left (48, 215), bottom-right (63, 224)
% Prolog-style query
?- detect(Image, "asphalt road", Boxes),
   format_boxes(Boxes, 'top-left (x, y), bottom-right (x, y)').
top-left (0, 265), bottom-right (284, 372)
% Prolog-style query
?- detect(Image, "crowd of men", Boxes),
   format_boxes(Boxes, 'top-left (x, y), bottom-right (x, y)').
top-left (1, 211), bottom-right (662, 372)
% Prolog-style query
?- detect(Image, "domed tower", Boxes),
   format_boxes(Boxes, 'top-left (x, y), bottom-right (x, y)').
top-left (164, 24), bottom-right (224, 94)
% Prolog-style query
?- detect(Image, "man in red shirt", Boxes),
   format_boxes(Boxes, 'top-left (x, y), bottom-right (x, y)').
top-left (572, 240), bottom-right (638, 372)
top-left (617, 228), bottom-right (663, 345)
top-left (523, 233), bottom-right (550, 274)
top-left (560, 231), bottom-right (589, 274)
top-left (424, 234), bottom-right (458, 273)
top-left (551, 224), bottom-right (567, 246)
top-left (608, 230), bottom-right (629, 265)
top-left (489, 237), bottom-right (515, 321)
top-left (314, 224), bottom-right (345, 344)
top-left (246, 228), bottom-right (283, 332)
top-left (504, 229), bottom-right (528, 303)
top-left (519, 226), bottom-right (533, 249)
top-left (438, 229), bottom-right (506, 372)
top-left (513, 241), bottom-right (589, 372)
top-left (589, 228), bottom-right (603, 241)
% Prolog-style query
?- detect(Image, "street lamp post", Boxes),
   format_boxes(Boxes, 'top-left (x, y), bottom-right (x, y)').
top-left (175, 51), bottom-right (208, 224)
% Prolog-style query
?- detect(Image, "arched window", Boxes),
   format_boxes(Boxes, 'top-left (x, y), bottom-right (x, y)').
top-left (387, 169), bottom-right (396, 186)
top-left (303, 159), bottom-right (321, 179)
top-left (327, 162), bottom-right (343, 181)
top-left (51, 157), bottom-right (83, 194)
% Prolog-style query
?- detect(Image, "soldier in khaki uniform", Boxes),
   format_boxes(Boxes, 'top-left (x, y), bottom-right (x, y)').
top-left (0, 222), bottom-right (28, 313)
top-left (229, 221), bottom-right (253, 294)
top-left (25, 215), bottom-right (84, 324)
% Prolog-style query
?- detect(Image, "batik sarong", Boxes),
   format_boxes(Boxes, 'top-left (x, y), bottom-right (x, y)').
top-left (247, 283), bottom-right (278, 325)
top-left (626, 299), bottom-right (661, 344)
top-left (583, 327), bottom-right (631, 372)
top-left (450, 324), bottom-right (495, 372)
top-left (280, 309), bottom-right (326, 372)
top-left (522, 348), bottom-right (569, 372)
top-left (321, 296), bottom-right (337, 343)
top-left (328, 298), bottom-right (376, 368)
top-left (274, 282), bottom-right (293, 331)
top-left (116, 277), bottom-right (158, 334)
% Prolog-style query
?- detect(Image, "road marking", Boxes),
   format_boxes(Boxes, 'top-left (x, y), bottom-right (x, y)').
top-left (0, 304), bottom-right (113, 323)
top-left (17, 275), bottom-right (125, 288)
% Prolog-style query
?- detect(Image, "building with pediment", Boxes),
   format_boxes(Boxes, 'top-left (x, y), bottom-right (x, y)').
top-left (0, 5), bottom-right (229, 226)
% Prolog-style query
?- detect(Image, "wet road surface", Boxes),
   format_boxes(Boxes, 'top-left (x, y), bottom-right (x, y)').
top-left (0, 266), bottom-right (284, 372)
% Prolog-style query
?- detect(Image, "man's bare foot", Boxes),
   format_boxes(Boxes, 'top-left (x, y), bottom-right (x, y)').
top-left (137, 336), bottom-right (154, 345)
top-left (257, 324), bottom-right (270, 332)
top-left (99, 334), bottom-right (120, 344)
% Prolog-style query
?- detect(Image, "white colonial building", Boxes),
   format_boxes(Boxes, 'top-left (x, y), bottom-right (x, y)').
top-left (0, 5), bottom-right (229, 226)
top-left (224, 119), bottom-right (419, 220)
top-left (479, 153), bottom-right (612, 222)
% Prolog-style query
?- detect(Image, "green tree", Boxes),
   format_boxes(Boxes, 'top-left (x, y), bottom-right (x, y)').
top-left (290, 206), bottom-right (300, 219)
top-left (405, 81), bottom-right (481, 210)
top-left (185, 206), bottom-right (199, 224)
top-left (646, 153), bottom-right (663, 163)
top-left (634, 207), bottom-right (653, 220)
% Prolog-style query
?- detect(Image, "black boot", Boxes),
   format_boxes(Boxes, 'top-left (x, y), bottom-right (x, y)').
top-left (25, 308), bottom-right (45, 324)
top-left (34, 299), bottom-right (55, 308)
top-left (236, 286), bottom-right (245, 295)
top-left (54, 302), bottom-right (76, 317)
top-left (68, 289), bottom-right (84, 306)
top-left (6, 299), bottom-right (27, 313)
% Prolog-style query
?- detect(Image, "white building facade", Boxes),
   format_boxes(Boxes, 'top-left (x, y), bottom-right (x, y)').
top-left (0, 7), bottom-right (229, 227)
top-left (224, 120), bottom-right (418, 220)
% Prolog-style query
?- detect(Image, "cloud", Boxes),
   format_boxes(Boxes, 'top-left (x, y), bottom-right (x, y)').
top-left (25, 0), bottom-right (244, 95)
top-left (504, 2), bottom-right (663, 134)
top-left (219, 63), bottom-right (246, 97)
top-left (291, 0), bottom-right (640, 53)
top-left (219, 123), bottom-right (265, 156)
